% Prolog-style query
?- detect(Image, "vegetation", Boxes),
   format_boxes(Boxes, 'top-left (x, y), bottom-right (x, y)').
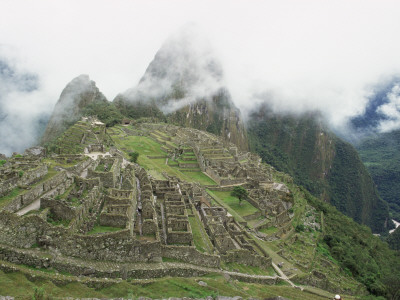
top-left (247, 105), bottom-right (389, 233)
top-left (114, 96), bottom-right (166, 122)
top-left (188, 215), bottom-right (213, 253)
top-left (303, 187), bottom-right (400, 298)
top-left (231, 186), bottom-right (248, 206)
top-left (0, 159), bottom-right (6, 166)
top-left (356, 129), bottom-right (400, 223)
top-left (46, 212), bottom-right (70, 227)
top-left (0, 187), bottom-right (22, 209)
top-left (0, 269), bottom-right (334, 299)
top-left (111, 131), bottom-right (216, 185)
top-left (128, 151), bottom-right (139, 163)
top-left (208, 190), bottom-right (258, 218)
top-left (87, 225), bottom-right (121, 235)
top-left (387, 226), bottom-right (400, 250)
top-left (81, 99), bottom-right (123, 127)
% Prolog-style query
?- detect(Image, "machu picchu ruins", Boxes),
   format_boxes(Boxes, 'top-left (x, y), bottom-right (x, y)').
top-left (0, 117), bottom-right (298, 284)
top-left (0, 117), bottom-right (373, 299)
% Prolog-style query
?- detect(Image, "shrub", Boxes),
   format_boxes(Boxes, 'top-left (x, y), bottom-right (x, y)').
top-left (129, 151), bottom-right (139, 163)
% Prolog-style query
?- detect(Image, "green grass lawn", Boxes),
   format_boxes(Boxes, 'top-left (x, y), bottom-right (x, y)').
top-left (208, 190), bottom-right (259, 217)
top-left (0, 187), bottom-right (22, 209)
top-left (117, 135), bottom-right (167, 156)
top-left (111, 132), bottom-right (217, 186)
top-left (188, 215), bottom-right (213, 253)
top-left (259, 227), bottom-right (279, 235)
top-left (220, 262), bottom-right (276, 276)
top-left (87, 225), bottom-right (122, 235)
top-left (0, 269), bottom-right (337, 300)
top-left (0, 169), bottom-right (58, 210)
top-left (181, 171), bottom-right (217, 186)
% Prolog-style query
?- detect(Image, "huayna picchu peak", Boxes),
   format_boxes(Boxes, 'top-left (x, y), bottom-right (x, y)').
top-left (113, 28), bottom-right (249, 152)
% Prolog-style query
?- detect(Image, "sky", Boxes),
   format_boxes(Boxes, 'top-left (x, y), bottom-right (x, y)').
top-left (1, 0), bottom-right (400, 154)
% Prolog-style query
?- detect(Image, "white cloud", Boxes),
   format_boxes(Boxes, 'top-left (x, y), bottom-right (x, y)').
top-left (377, 84), bottom-right (400, 132)
top-left (1, 0), bottom-right (400, 152)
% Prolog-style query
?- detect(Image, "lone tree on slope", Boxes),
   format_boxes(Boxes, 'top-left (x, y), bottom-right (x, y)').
top-left (129, 151), bottom-right (139, 163)
top-left (231, 186), bottom-right (248, 206)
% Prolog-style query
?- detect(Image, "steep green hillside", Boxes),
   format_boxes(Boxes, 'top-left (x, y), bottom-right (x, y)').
top-left (356, 130), bottom-right (400, 222)
top-left (303, 187), bottom-right (400, 298)
top-left (247, 104), bottom-right (389, 233)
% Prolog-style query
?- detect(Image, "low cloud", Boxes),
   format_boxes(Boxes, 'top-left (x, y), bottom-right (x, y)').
top-left (0, 57), bottom-right (52, 155)
top-left (121, 25), bottom-right (225, 114)
top-left (377, 84), bottom-right (400, 132)
top-left (1, 0), bottom-right (400, 151)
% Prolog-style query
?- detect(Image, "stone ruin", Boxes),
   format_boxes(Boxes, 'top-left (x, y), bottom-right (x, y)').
top-left (0, 119), bottom-right (295, 283)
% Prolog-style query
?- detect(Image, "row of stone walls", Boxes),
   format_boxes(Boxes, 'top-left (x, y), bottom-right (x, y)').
top-left (75, 177), bottom-right (101, 190)
top-left (0, 211), bottom-right (67, 248)
top-left (69, 186), bottom-right (103, 233)
top-left (0, 164), bottom-right (48, 198)
top-left (67, 157), bottom-right (92, 175)
top-left (55, 231), bottom-right (162, 263)
top-left (161, 245), bottom-right (220, 268)
top-left (243, 211), bottom-right (262, 221)
top-left (222, 249), bottom-right (272, 269)
top-left (41, 198), bottom-right (75, 220)
top-left (88, 158), bottom-right (121, 188)
top-left (99, 213), bottom-right (128, 228)
top-left (4, 171), bottom-right (71, 213)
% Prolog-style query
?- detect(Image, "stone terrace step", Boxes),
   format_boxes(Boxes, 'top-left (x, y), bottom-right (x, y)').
top-left (0, 243), bottom-right (280, 285)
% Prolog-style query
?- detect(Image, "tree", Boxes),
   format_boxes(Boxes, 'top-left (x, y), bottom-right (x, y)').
top-left (129, 151), bottom-right (139, 163)
top-left (231, 186), bottom-right (248, 206)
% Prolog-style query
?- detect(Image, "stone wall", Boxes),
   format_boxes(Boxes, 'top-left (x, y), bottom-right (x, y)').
top-left (88, 158), bottom-right (121, 188)
top-left (204, 167), bottom-right (246, 186)
top-left (4, 171), bottom-right (71, 213)
top-left (0, 164), bottom-right (48, 198)
top-left (67, 157), bottom-right (92, 175)
top-left (57, 231), bottom-right (162, 263)
top-left (243, 211), bottom-right (262, 221)
top-left (99, 213), bottom-right (128, 228)
top-left (41, 197), bottom-right (76, 220)
top-left (161, 245), bottom-right (220, 268)
top-left (222, 249), bottom-right (272, 269)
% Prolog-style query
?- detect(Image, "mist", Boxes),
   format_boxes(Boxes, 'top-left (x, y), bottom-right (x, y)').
top-left (0, 57), bottom-right (52, 155)
top-left (1, 0), bottom-right (400, 154)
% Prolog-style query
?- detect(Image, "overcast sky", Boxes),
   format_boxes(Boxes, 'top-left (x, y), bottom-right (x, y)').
top-left (1, 0), bottom-right (400, 154)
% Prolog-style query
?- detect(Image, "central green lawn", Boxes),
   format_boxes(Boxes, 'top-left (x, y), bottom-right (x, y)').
top-left (118, 135), bottom-right (167, 156)
top-left (112, 133), bottom-right (217, 186)
top-left (208, 190), bottom-right (259, 217)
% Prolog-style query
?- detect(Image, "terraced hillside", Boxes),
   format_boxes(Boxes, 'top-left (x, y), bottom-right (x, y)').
top-left (1, 119), bottom-right (398, 299)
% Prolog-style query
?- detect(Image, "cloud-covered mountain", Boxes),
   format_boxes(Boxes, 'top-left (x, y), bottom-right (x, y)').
top-left (350, 76), bottom-right (400, 137)
top-left (114, 26), bottom-right (248, 150)
top-left (0, 58), bottom-right (49, 155)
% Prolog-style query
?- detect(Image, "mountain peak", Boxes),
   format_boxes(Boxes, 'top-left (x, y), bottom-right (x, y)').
top-left (41, 75), bottom-right (107, 144)
top-left (121, 25), bottom-right (223, 105)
